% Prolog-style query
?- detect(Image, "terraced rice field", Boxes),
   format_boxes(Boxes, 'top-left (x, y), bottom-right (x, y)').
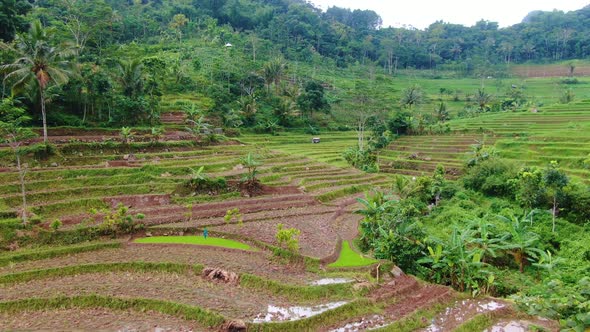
top-left (0, 129), bottom-right (557, 330)
top-left (450, 102), bottom-right (590, 182)
top-left (375, 102), bottom-right (590, 180)
top-left (379, 134), bottom-right (491, 178)
top-left (240, 132), bottom-right (359, 168)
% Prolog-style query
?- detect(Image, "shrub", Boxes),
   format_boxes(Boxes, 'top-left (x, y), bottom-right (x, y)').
top-left (98, 204), bottom-right (144, 236)
top-left (50, 219), bottom-right (62, 231)
top-left (183, 166), bottom-right (228, 195)
top-left (276, 224), bottom-right (300, 253)
top-left (342, 147), bottom-right (377, 172)
top-left (224, 208), bottom-right (243, 227)
top-left (463, 158), bottom-right (518, 197)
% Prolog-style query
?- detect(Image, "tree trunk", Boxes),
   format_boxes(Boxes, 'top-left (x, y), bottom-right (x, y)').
top-left (40, 88), bottom-right (48, 144)
top-left (552, 196), bottom-right (557, 232)
top-left (16, 153), bottom-right (28, 225)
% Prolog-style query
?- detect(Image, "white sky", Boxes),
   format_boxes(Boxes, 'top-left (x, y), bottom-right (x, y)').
top-left (309, 0), bottom-right (590, 29)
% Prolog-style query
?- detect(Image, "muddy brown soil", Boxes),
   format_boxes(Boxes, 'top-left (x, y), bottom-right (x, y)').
top-left (0, 271), bottom-right (296, 319)
top-left (325, 275), bottom-right (454, 332)
top-left (0, 244), bottom-right (317, 284)
top-left (212, 214), bottom-right (339, 259)
top-left (0, 308), bottom-right (209, 331)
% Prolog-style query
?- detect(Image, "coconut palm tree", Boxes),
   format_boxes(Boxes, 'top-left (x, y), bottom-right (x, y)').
top-left (115, 58), bottom-right (143, 98)
top-left (0, 20), bottom-right (74, 143)
top-left (263, 58), bottom-right (285, 94)
top-left (474, 89), bottom-right (493, 112)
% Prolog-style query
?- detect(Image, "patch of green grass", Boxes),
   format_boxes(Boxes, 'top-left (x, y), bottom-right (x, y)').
top-left (329, 241), bottom-right (377, 268)
top-left (134, 236), bottom-right (252, 251)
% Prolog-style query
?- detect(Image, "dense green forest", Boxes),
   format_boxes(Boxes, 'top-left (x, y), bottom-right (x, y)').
top-left (2, 0), bottom-right (590, 131)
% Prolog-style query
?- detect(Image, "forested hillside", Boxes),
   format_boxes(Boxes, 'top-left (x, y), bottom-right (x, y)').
top-left (2, 0), bottom-right (590, 131)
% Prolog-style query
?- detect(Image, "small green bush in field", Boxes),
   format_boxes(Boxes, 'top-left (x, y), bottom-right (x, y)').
top-left (182, 166), bottom-right (227, 195)
top-left (50, 219), bottom-right (62, 231)
top-left (224, 208), bottom-right (243, 227)
top-left (276, 223), bottom-right (300, 253)
top-left (99, 204), bottom-right (144, 236)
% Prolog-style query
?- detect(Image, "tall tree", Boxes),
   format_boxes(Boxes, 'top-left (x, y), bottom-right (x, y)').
top-left (262, 58), bottom-right (285, 94)
top-left (0, 0), bottom-right (32, 42)
top-left (297, 80), bottom-right (330, 118)
top-left (115, 58), bottom-right (144, 98)
top-left (0, 98), bottom-right (36, 225)
top-left (399, 84), bottom-right (423, 110)
top-left (169, 13), bottom-right (188, 42)
top-left (542, 161), bottom-right (568, 232)
top-left (0, 21), bottom-right (74, 143)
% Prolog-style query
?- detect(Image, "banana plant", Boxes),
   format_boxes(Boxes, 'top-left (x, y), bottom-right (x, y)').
top-left (498, 213), bottom-right (544, 273)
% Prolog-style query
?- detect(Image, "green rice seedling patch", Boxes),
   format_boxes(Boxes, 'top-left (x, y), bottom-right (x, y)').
top-left (134, 236), bottom-right (252, 251)
top-left (329, 241), bottom-right (377, 268)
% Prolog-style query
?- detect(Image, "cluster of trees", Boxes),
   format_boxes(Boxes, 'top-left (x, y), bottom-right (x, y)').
top-left (5, 1), bottom-right (590, 70)
top-left (356, 151), bottom-right (590, 329)
top-left (2, 0), bottom-right (587, 135)
top-left (2, 1), bottom-right (339, 133)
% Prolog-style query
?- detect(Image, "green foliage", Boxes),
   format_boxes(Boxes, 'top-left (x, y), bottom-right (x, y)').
top-left (463, 158), bottom-right (517, 196)
top-left (0, 0), bottom-right (32, 42)
top-left (0, 20), bottom-right (73, 143)
top-left (497, 213), bottom-right (543, 273)
top-left (184, 166), bottom-right (227, 195)
top-left (119, 126), bottom-right (134, 144)
top-left (49, 219), bottom-right (62, 231)
top-left (275, 223), bottom-right (300, 253)
top-left (513, 277), bottom-right (590, 331)
top-left (419, 227), bottom-right (494, 295)
top-left (433, 102), bottom-right (450, 122)
top-left (542, 161), bottom-right (569, 232)
top-left (240, 152), bottom-right (262, 182)
top-left (224, 208), bottom-right (243, 227)
top-left (560, 88), bottom-right (575, 104)
top-left (342, 146), bottom-right (377, 172)
top-left (98, 204), bottom-right (144, 236)
top-left (297, 81), bottom-right (330, 118)
top-left (400, 85), bottom-right (424, 109)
